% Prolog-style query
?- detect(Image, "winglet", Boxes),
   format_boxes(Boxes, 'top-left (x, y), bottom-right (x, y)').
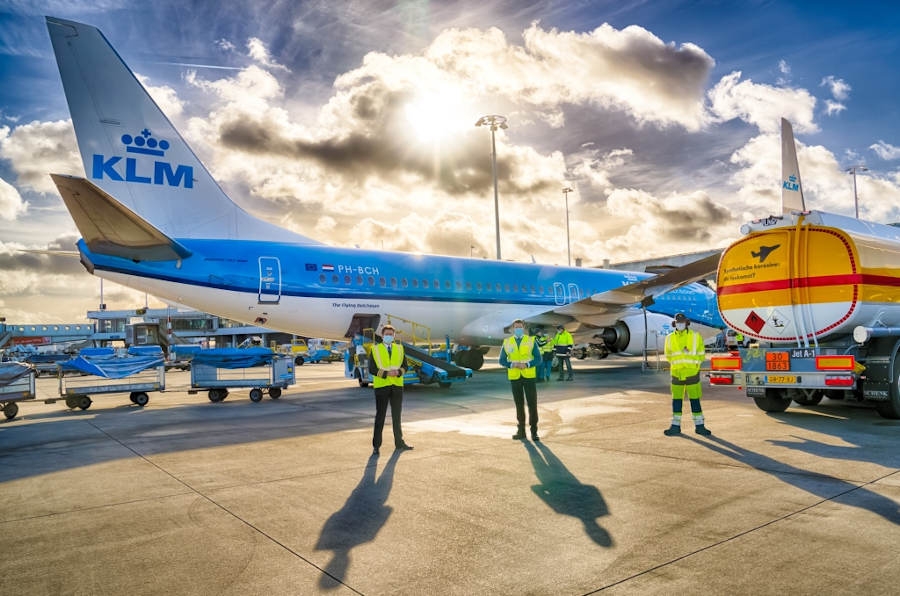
top-left (50, 173), bottom-right (192, 261)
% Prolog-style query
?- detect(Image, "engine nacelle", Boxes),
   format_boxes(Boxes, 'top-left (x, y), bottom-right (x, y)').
top-left (595, 313), bottom-right (674, 356)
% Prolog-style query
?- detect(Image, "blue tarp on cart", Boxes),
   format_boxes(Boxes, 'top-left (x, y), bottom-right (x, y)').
top-left (0, 362), bottom-right (32, 383)
top-left (61, 346), bottom-right (164, 379)
top-left (190, 347), bottom-right (275, 369)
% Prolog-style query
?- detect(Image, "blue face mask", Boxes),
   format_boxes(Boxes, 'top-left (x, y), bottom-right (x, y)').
top-left (383, 335), bottom-right (394, 345)
top-left (514, 328), bottom-right (524, 338)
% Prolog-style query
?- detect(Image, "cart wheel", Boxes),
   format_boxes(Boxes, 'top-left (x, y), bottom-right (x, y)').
top-left (268, 387), bottom-right (282, 399)
top-left (208, 389), bottom-right (222, 402)
top-left (65, 396), bottom-right (79, 409)
top-left (133, 392), bottom-right (150, 407)
top-left (3, 402), bottom-right (18, 420)
top-left (129, 392), bottom-right (137, 403)
top-left (78, 396), bottom-right (92, 410)
top-left (294, 355), bottom-right (305, 366)
top-left (249, 388), bottom-right (264, 402)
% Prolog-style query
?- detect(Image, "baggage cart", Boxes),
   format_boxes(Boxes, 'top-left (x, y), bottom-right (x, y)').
top-left (0, 362), bottom-right (36, 420)
top-left (56, 346), bottom-right (166, 410)
top-left (189, 351), bottom-right (295, 402)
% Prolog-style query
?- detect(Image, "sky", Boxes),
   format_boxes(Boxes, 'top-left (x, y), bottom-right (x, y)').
top-left (2, 0), bottom-right (900, 324)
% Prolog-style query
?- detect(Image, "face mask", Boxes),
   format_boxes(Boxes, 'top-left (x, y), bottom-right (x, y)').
top-left (383, 335), bottom-right (394, 345)
top-left (514, 328), bottom-right (524, 338)
top-left (675, 323), bottom-right (686, 331)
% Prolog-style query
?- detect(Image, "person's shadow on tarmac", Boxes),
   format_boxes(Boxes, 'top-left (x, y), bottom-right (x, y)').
top-left (315, 451), bottom-right (401, 589)
top-left (524, 440), bottom-right (614, 547)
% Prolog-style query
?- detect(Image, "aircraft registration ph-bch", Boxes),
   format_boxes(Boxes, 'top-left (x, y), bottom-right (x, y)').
top-left (45, 16), bottom-right (723, 369)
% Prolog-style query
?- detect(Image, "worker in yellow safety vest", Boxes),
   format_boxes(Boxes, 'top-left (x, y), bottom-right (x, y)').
top-left (554, 324), bottom-right (574, 381)
top-left (499, 319), bottom-right (543, 441)
top-left (536, 329), bottom-right (555, 382)
top-left (663, 313), bottom-right (711, 436)
top-left (369, 325), bottom-right (413, 455)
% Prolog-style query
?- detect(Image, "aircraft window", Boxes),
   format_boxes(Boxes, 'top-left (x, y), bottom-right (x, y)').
top-left (422, 279), bottom-right (429, 288)
top-left (379, 277), bottom-right (386, 287)
top-left (332, 274), bottom-right (339, 283)
top-left (466, 281), bottom-right (472, 291)
top-left (531, 285), bottom-right (535, 293)
top-left (391, 277), bottom-right (398, 288)
top-left (476, 282), bottom-right (482, 291)
top-left (344, 275), bottom-right (351, 284)
top-left (495, 283), bottom-right (502, 292)
top-left (368, 276), bottom-right (375, 286)
top-left (434, 279), bottom-right (440, 289)
top-left (412, 279), bottom-right (418, 288)
top-left (455, 281), bottom-right (462, 290)
top-left (357, 275), bottom-right (364, 285)
top-left (445, 280), bottom-right (451, 290)
top-left (319, 274), bottom-right (326, 283)
top-left (539, 286), bottom-right (544, 294)
top-left (522, 285), bottom-right (528, 294)
top-left (485, 283), bottom-right (491, 292)
top-left (402, 278), bottom-right (408, 288)
top-left (505, 283), bottom-right (510, 292)
top-left (512, 284), bottom-right (518, 292)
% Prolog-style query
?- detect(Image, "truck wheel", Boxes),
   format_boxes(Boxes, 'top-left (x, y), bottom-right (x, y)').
top-left (294, 356), bottom-right (305, 366)
top-left (752, 389), bottom-right (791, 413)
top-left (269, 387), bottom-right (282, 399)
top-left (249, 388), bottom-right (264, 402)
top-left (3, 402), bottom-right (18, 420)
top-left (875, 354), bottom-right (900, 419)
top-left (467, 351), bottom-right (484, 370)
top-left (133, 392), bottom-right (150, 407)
top-left (791, 390), bottom-right (824, 406)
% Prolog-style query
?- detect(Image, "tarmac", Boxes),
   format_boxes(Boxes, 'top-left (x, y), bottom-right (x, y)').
top-left (1, 357), bottom-right (899, 595)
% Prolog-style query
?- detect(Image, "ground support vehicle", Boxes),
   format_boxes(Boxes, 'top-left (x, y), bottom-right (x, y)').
top-left (346, 342), bottom-right (472, 389)
top-left (189, 348), bottom-right (295, 402)
top-left (0, 362), bottom-right (36, 420)
top-left (58, 347), bottom-right (166, 410)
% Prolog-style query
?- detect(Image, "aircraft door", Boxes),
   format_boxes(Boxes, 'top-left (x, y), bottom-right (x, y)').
top-left (258, 257), bottom-right (282, 304)
top-left (567, 283), bottom-right (581, 303)
top-left (553, 282), bottom-right (565, 305)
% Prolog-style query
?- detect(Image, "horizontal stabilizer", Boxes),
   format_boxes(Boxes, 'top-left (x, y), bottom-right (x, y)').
top-left (589, 252), bottom-right (721, 306)
top-left (50, 174), bottom-right (192, 261)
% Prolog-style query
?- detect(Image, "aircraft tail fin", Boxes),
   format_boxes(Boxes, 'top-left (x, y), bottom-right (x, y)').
top-left (50, 173), bottom-right (192, 262)
top-left (46, 16), bottom-right (316, 244)
top-left (781, 117), bottom-right (806, 214)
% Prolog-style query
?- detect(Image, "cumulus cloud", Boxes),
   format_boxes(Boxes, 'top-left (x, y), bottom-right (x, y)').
top-left (870, 141), bottom-right (900, 161)
top-left (823, 99), bottom-right (846, 117)
top-left (136, 74), bottom-right (185, 118)
top-left (0, 119), bottom-right (80, 193)
top-left (708, 71), bottom-right (817, 134)
top-left (821, 75), bottom-right (850, 101)
top-left (247, 37), bottom-right (290, 72)
top-left (0, 175), bottom-right (27, 220)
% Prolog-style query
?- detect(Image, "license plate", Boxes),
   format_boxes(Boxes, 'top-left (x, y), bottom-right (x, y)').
top-left (767, 375), bottom-right (797, 384)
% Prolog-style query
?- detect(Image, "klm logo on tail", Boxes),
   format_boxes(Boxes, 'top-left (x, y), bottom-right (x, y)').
top-left (91, 129), bottom-right (193, 188)
top-left (782, 174), bottom-right (799, 192)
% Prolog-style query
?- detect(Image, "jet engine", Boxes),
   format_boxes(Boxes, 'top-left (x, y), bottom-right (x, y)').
top-left (593, 312), bottom-right (673, 356)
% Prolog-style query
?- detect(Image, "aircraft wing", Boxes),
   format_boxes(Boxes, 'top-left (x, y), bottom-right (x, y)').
top-left (50, 174), bottom-right (192, 262)
top-left (528, 252), bottom-right (721, 329)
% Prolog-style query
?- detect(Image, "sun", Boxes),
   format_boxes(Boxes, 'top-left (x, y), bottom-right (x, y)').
top-left (404, 91), bottom-right (469, 144)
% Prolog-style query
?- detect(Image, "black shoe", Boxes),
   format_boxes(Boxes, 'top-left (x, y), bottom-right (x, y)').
top-left (695, 425), bottom-right (712, 436)
top-left (395, 443), bottom-right (414, 451)
top-left (663, 425), bottom-right (681, 436)
top-left (512, 430), bottom-right (526, 440)
top-left (372, 448), bottom-right (379, 456)
top-left (531, 432), bottom-right (540, 442)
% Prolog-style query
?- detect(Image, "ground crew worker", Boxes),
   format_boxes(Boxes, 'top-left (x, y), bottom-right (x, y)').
top-left (554, 324), bottom-right (574, 381)
top-left (734, 332), bottom-right (745, 348)
top-left (499, 319), bottom-right (542, 441)
top-left (369, 325), bottom-right (413, 455)
top-left (663, 313), bottom-right (711, 436)
top-left (538, 329), bottom-right (555, 382)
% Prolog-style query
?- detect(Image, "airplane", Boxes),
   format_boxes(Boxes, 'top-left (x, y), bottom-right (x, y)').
top-left (44, 16), bottom-right (724, 371)
top-left (750, 245), bottom-right (780, 263)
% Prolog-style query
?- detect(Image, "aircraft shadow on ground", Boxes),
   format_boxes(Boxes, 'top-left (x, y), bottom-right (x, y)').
top-left (686, 434), bottom-right (900, 525)
top-left (523, 440), bottom-right (613, 547)
top-left (314, 451), bottom-right (400, 590)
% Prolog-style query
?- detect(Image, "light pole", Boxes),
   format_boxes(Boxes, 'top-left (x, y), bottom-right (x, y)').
top-left (562, 186), bottom-right (573, 266)
top-left (846, 165), bottom-right (868, 219)
top-left (475, 115), bottom-right (508, 260)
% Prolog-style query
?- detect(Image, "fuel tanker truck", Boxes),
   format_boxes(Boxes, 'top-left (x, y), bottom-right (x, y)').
top-left (709, 119), bottom-right (900, 419)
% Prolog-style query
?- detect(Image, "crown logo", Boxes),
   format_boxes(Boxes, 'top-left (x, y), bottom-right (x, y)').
top-left (121, 129), bottom-right (170, 157)
top-left (788, 175), bottom-right (797, 182)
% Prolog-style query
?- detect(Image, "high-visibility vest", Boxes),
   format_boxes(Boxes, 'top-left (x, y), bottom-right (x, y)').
top-left (538, 336), bottom-right (555, 354)
top-left (665, 329), bottom-right (705, 377)
top-left (555, 330), bottom-right (573, 347)
top-left (371, 342), bottom-right (405, 388)
top-left (503, 335), bottom-right (537, 380)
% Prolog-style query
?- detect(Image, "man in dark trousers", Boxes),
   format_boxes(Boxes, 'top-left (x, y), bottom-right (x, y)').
top-left (369, 325), bottom-right (413, 455)
top-left (499, 319), bottom-right (543, 441)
